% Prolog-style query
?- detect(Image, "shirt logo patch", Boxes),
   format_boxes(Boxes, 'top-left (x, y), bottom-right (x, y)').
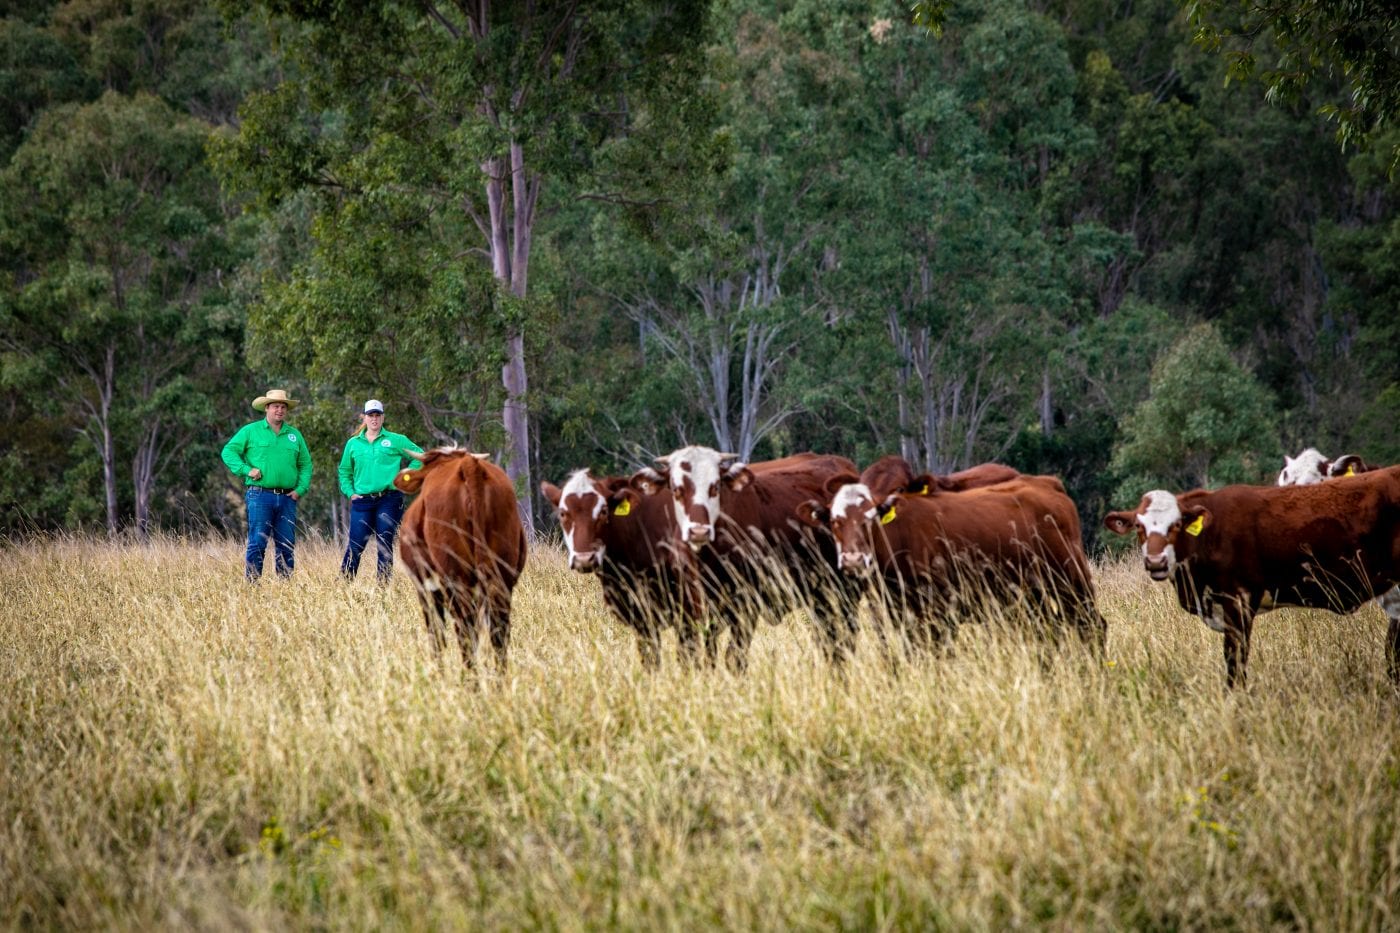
top-left (288, 435), bottom-right (297, 443)
top-left (381, 439), bottom-right (392, 447)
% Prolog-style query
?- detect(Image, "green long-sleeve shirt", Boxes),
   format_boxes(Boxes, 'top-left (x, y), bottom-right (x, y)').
top-left (221, 420), bottom-right (313, 495)
top-left (338, 429), bottom-right (424, 496)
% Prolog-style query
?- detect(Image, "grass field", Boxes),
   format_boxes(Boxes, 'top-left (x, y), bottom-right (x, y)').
top-left (3, 535), bottom-right (1399, 929)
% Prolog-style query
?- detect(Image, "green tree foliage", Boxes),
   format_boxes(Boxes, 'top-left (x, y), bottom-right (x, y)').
top-left (0, 91), bottom-right (242, 536)
top-left (211, 0), bottom-right (721, 528)
top-left (814, 0), bottom-right (1086, 472)
top-left (0, 16), bottom-right (93, 161)
top-left (1185, 0), bottom-right (1400, 161)
top-left (2, 0), bottom-right (1398, 540)
top-left (1109, 323), bottom-right (1280, 503)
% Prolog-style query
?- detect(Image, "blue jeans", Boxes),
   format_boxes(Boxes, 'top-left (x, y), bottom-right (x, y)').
top-left (245, 487), bottom-right (297, 580)
top-left (341, 491), bottom-right (405, 582)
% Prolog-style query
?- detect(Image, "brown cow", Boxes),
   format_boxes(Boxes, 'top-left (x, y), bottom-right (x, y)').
top-left (1103, 476), bottom-right (1400, 688)
top-left (394, 449), bottom-right (527, 672)
top-left (632, 447), bottom-right (864, 671)
top-left (541, 470), bottom-right (703, 668)
top-left (859, 454), bottom-right (1020, 498)
top-left (799, 473), bottom-right (1106, 650)
top-left (1277, 447), bottom-right (1382, 486)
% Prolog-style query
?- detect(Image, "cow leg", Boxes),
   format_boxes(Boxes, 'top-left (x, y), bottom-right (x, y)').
top-left (450, 586), bottom-right (482, 671)
top-left (726, 616), bottom-right (755, 675)
top-left (676, 620), bottom-right (704, 667)
top-left (1379, 585), bottom-right (1400, 684)
top-left (1061, 587), bottom-right (1108, 654)
top-left (484, 583), bottom-right (512, 675)
top-left (414, 575), bottom-right (451, 655)
top-left (1219, 601), bottom-right (1255, 690)
top-left (811, 594), bottom-right (858, 672)
top-left (635, 628), bottom-right (662, 670)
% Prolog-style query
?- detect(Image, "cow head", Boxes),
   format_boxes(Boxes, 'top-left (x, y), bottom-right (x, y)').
top-left (393, 446), bottom-right (487, 494)
top-left (1103, 490), bottom-right (1211, 580)
top-left (1277, 448), bottom-right (1330, 486)
top-left (796, 473), bottom-right (888, 577)
top-left (541, 471), bottom-right (640, 573)
top-left (631, 445), bottom-right (751, 550)
top-left (1330, 454), bottom-right (1369, 478)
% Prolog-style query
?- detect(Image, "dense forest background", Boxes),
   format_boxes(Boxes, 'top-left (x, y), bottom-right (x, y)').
top-left (2, 0), bottom-right (1397, 551)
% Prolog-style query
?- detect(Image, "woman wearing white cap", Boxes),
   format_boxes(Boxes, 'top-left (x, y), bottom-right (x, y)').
top-left (337, 399), bottom-right (425, 582)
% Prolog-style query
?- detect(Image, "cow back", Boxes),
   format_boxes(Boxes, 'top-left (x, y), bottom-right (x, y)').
top-left (715, 454), bottom-right (857, 554)
top-left (1171, 469), bottom-right (1400, 612)
top-left (878, 475), bottom-right (1092, 596)
top-left (399, 451), bottom-right (527, 591)
top-left (937, 463), bottom-right (1022, 492)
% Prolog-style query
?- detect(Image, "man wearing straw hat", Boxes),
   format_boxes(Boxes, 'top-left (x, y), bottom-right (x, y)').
top-left (220, 388), bottom-right (314, 581)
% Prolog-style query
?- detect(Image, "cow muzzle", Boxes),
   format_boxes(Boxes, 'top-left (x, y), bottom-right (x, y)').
top-left (1143, 555), bottom-right (1170, 581)
top-left (686, 525), bottom-right (713, 549)
top-left (839, 552), bottom-right (874, 576)
top-left (570, 551), bottom-right (604, 573)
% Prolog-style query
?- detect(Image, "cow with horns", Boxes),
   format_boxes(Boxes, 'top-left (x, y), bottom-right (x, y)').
top-left (798, 464), bottom-right (1104, 651)
top-left (1104, 471), bottom-right (1400, 688)
top-left (631, 448), bottom-right (864, 671)
top-left (394, 448), bottom-right (528, 672)
top-left (541, 470), bottom-right (705, 668)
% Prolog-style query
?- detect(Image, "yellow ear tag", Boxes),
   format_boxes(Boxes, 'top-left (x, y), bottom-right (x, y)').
top-left (1184, 516), bottom-right (1204, 536)
top-left (880, 507), bottom-right (897, 525)
top-left (612, 500), bottom-right (631, 517)
top-left (916, 484), bottom-right (929, 496)
top-left (1345, 465), bottom-right (1356, 476)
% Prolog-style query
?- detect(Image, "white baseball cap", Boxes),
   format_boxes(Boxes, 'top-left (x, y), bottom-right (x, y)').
top-left (363, 399), bottom-right (384, 414)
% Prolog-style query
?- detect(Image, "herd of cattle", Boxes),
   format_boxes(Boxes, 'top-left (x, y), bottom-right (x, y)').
top-left (389, 444), bottom-right (1400, 690)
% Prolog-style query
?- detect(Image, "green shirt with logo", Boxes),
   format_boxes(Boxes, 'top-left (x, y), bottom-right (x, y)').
top-left (338, 429), bottom-right (425, 497)
top-left (220, 420), bottom-right (314, 495)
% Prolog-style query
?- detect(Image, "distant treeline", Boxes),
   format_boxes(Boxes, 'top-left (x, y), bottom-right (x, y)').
top-left (2, 0), bottom-right (1397, 550)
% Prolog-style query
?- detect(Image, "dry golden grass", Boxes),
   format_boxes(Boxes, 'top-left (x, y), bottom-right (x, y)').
top-left (2, 535), bottom-right (1399, 930)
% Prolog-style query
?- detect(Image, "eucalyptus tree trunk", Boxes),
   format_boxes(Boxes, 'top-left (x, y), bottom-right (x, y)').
top-left (887, 309), bottom-right (1009, 475)
top-left (625, 263), bottom-right (796, 463)
top-left (482, 142), bottom-right (541, 534)
top-left (67, 344), bottom-right (120, 536)
top-left (132, 420), bottom-right (160, 542)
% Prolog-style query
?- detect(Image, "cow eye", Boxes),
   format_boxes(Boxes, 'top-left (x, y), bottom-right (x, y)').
top-left (709, 483), bottom-right (719, 497)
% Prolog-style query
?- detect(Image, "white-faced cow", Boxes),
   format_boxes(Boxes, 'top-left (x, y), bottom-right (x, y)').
top-left (541, 470), bottom-right (704, 668)
top-left (631, 448), bottom-right (863, 671)
top-left (1278, 448), bottom-right (1380, 486)
top-left (1104, 474), bottom-right (1400, 688)
top-left (799, 471), bottom-right (1105, 651)
top-left (395, 449), bottom-right (528, 672)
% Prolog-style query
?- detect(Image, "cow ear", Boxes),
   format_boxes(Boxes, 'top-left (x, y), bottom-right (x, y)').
top-left (631, 467), bottom-right (666, 495)
top-left (395, 468), bottom-right (425, 495)
top-left (541, 481), bottom-right (563, 509)
top-left (1103, 511), bottom-right (1137, 535)
top-left (876, 494), bottom-right (900, 518)
top-left (610, 487), bottom-right (641, 516)
top-left (1331, 455), bottom-right (1362, 477)
top-left (1180, 505), bottom-right (1211, 537)
top-left (724, 464), bottom-right (754, 492)
top-left (823, 472), bottom-right (860, 496)
top-left (794, 499), bottom-right (829, 528)
top-left (908, 473), bottom-right (936, 495)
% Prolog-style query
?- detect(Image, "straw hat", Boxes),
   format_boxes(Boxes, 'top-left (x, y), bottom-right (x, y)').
top-left (252, 388), bottom-right (299, 411)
